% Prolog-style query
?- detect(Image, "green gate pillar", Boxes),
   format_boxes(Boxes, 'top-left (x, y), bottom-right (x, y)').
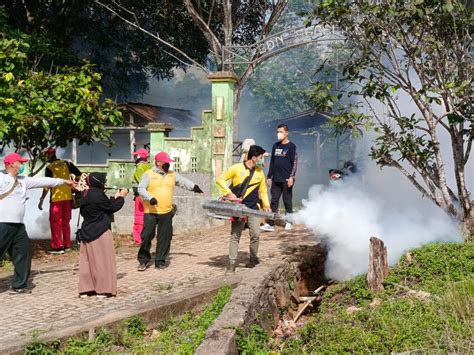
top-left (148, 123), bottom-right (173, 158)
top-left (208, 71), bottom-right (239, 198)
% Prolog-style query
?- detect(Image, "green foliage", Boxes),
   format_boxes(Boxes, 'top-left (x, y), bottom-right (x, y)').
top-left (134, 285), bottom-right (232, 353)
top-left (0, 20), bottom-right (123, 175)
top-left (235, 324), bottom-right (270, 355)
top-left (276, 242), bottom-right (474, 353)
top-left (24, 285), bottom-right (233, 354)
top-left (306, 0), bottom-right (473, 228)
top-left (62, 329), bottom-right (113, 354)
top-left (25, 337), bottom-right (61, 355)
top-left (385, 242), bottom-right (474, 294)
top-left (2, 1), bottom-right (210, 99)
top-left (118, 315), bottom-right (147, 347)
top-left (0, 256), bottom-right (13, 272)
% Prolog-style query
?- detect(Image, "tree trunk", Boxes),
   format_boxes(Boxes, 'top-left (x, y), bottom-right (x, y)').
top-left (462, 210), bottom-right (474, 242)
top-left (233, 85), bottom-right (242, 141)
top-left (367, 237), bottom-right (388, 293)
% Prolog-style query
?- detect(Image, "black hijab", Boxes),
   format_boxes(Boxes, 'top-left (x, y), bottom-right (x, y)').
top-left (79, 172), bottom-right (124, 243)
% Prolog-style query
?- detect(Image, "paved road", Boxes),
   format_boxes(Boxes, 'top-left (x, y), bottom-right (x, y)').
top-left (0, 223), bottom-right (315, 350)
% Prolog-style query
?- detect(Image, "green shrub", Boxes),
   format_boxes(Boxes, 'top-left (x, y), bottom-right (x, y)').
top-left (235, 323), bottom-right (271, 354)
top-left (279, 242), bottom-right (474, 354)
top-left (133, 285), bottom-right (232, 353)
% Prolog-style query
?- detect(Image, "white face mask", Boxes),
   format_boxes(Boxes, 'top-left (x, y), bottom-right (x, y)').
top-left (277, 132), bottom-right (285, 141)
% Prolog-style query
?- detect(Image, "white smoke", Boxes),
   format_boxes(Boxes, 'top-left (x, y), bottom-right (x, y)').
top-left (292, 160), bottom-right (462, 281)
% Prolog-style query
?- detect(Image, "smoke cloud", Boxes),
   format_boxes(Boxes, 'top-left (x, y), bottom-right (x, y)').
top-left (292, 160), bottom-right (463, 281)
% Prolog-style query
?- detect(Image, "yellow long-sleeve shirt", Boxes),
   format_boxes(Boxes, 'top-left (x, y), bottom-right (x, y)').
top-left (216, 162), bottom-right (270, 210)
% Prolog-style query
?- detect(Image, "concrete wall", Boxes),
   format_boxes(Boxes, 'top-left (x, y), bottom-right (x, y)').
top-left (112, 194), bottom-right (225, 236)
top-left (102, 172), bottom-right (224, 235)
top-left (196, 261), bottom-right (291, 355)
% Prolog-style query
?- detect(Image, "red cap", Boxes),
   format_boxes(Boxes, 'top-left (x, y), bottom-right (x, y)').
top-left (4, 153), bottom-right (29, 166)
top-left (44, 147), bottom-right (56, 155)
top-left (154, 152), bottom-right (174, 163)
top-left (133, 148), bottom-right (149, 159)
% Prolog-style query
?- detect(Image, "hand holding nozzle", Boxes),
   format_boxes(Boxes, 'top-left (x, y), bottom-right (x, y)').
top-left (225, 193), bottom-right (240, 202)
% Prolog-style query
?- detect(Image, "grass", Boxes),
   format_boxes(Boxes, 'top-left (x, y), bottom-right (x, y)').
top-left (132, 285), bottom-right (232, 353)
top-left (0, 259), bottom-right (14, 273)
top-left (25, 285), bottom-right (232, 354)
top-left (236, 242), bottom-right (474, 354)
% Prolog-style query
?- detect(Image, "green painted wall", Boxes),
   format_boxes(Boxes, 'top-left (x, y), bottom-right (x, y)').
top-left (77, 72), bottom-right (238, 198)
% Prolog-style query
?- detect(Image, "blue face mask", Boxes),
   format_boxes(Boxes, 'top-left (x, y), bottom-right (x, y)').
top-left (18, 165), bottom-right (25, 175)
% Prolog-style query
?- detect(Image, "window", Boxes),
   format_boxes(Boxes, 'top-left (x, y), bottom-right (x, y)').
top-left (173, 157), bottom-right (180, 173)
top-left (118, 164), bottom-right (125, 179)
top-left (191, 157), bottom-right (198, 172)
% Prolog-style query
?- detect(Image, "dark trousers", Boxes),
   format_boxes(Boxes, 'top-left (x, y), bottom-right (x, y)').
top-left (138, 212), bottom-right (173, 266)
top-left (268, 181), bottom-right (293, 226)
top-left (0, 223), bottom-right (32, 289)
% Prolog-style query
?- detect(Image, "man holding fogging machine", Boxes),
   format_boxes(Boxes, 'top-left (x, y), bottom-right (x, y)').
top-left (216, 145), bottom-right (271, 273)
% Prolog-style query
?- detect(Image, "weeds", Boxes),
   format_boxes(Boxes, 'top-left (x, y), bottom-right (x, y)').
top-left (235, 242), bottom-right (473, 354)
top-left (134, 285), bottom-right (232, 353)
top-left (24, 286), bottom-right (232, 354)
top-left (236, 324), bottom-right (269, 354)
top-left (0, 259), bottom-right (13, 273)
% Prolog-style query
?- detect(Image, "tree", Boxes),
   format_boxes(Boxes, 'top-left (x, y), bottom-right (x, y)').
top-left (307, 0), bottom-right (473, 238)
top-left (2, 1), bottom-right (210, 100)
top-left (0, 23), bottom-right (123, 175)
top-left (96, 0), bottom-right (289, 136)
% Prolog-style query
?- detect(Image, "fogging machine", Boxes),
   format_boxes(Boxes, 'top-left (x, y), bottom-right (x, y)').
top-left (202, 199), bottom-right (288, 223)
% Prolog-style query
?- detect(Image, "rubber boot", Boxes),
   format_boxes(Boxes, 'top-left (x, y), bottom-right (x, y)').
top-left (226, 261), bottom-right (236, 274)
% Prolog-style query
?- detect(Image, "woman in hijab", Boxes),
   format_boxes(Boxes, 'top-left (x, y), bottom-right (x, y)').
top-left (78, 172), bottom-right (128, 298)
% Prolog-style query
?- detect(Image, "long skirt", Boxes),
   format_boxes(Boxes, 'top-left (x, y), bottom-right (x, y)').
top-left (78, 230), bottom-right (117, 296)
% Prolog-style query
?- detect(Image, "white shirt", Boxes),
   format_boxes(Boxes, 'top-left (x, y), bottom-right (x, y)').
top-left (0, 173), bottom-right (65, 223)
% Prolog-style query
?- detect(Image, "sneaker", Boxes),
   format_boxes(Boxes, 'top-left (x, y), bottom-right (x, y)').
top-left (79, 291), bottom-right (96, 298)
top-left (226, 262), bottom-right (236, 274)
top-left (155, 263), bottom-right (168, 270)
top-left (9, 287), bottom-right (31, 294)
top-left (47, 248), bottom-right (65, 255)
top-left (260, 223), bottom-right (275, 232)
top-left (64, 247), bottom-right (72, 253)
top-left (137, 263), bottom-right (148, 271)
top-left (96, 293), bottom-right (115, 299)
top-left (284, 222), bottom-right (293, 231)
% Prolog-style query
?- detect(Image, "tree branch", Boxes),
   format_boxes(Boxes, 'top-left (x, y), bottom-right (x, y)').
top-left (262, 0), bottom-right (288, 38)
top-left (183, 0), bottom-right (222, 67)
top-left (95, 0), bottom-right (209, 73)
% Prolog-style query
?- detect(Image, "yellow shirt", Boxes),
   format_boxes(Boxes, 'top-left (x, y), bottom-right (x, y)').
top-left (48, 160), bottom-right (72, 202)
top-left (216, 162), bottom-right (269, 210)
top-left (142, 169), bottom-right (176, 214)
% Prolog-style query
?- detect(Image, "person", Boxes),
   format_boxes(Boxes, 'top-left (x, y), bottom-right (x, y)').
top-left (38, 147), bottom-right (82, 254)
top-left (216, 145), bottom-right (271, 273)
top-left (78, 172), bottom-right (128, 298)
top-left (131, 148), bottom-right (152, 245)
top-left (0, 153), bottom-right (75, 294)
top-left (261, 124), bottom-right (297, 232)
top-left (137, 151), bottom-right (204, 271)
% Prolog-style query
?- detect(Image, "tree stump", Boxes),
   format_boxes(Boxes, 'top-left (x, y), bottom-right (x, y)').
top-left (367, 237), bottom-right (388, 293)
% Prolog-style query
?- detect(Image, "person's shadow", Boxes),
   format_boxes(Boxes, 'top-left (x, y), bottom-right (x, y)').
top-left (197, 252), bottom-right (251, 268)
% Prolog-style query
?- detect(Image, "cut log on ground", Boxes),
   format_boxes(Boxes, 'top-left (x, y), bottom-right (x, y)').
top-left (367, 236), bottom-right (388, 293)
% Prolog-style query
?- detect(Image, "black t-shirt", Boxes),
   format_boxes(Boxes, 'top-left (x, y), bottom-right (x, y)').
top-left (267, 141), bottom-right (298, 183)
